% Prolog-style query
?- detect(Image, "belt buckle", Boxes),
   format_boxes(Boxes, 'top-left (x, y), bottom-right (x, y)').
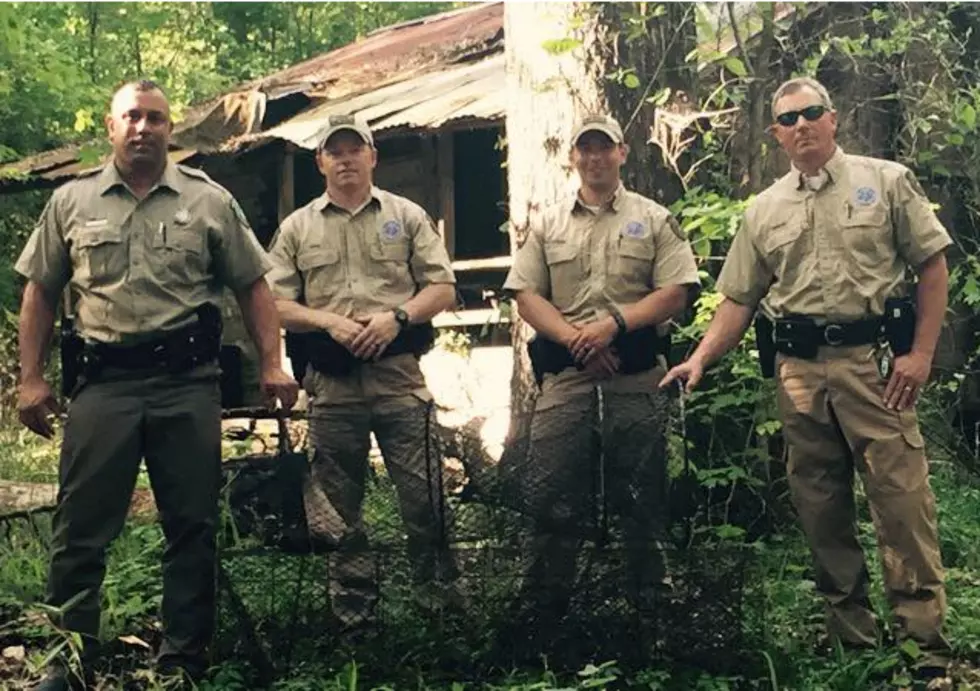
top-left (823, 323), bottom-right (845, 346)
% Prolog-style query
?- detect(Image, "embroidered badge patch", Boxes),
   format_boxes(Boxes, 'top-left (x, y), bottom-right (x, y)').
top-left (381, 220), bottom-right (402, 240)
top-left (854, 186), bottom-right (877, 206)
top-left (622, 221), bottom-right (646, 238)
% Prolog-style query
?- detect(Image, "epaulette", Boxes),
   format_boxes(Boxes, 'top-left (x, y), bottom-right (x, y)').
top-left (175, 163), bottom-right (213, 182)
top-left (75, 165), bottom-right (104, 179)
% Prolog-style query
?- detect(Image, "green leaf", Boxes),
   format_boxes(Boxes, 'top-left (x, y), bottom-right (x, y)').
top-left (959, 103), bottom-right (976, 130)
top-left (724, 57), bottom-right (748, 78)
top-left (647, 87), bottom-right (672, 107)
top-left (73, 108), bottom-right (94, 134)
top-left (623, 72), bottom-right (641, 89)
top-left (541, 37), bottom-right (582, 55)
top-left (899, 638), bottom-right (921, 660)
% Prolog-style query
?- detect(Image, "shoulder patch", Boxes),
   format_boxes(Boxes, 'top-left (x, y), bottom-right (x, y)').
top-left (230, 199), bottom-right (253, 229)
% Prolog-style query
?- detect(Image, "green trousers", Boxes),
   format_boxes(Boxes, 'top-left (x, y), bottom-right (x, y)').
top-left (47, 366), bottom-right (222, 674)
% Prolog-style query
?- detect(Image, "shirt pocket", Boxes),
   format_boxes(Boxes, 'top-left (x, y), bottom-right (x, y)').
top-left (72, 225), bottom-right (126, 285)
top-left (297, 247), bottom-right (341, 300)
top-left (544, 241), bottom-right (581, 305)
top-left (841, 205), bottom-right (890, 265)
top-left (369, 239), bottom-right (411, 263)
top-left (368, 238), bottom-right (412, 292)
top-left (615, 237), bottom-right (655, 286)
top-left (763, 219), bottom-right (810, 281)
top-left (151, 222), bottom-right (208, 285)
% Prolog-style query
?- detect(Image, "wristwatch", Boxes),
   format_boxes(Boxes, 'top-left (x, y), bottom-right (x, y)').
top-left (393, 307), bottom-right (411, 330)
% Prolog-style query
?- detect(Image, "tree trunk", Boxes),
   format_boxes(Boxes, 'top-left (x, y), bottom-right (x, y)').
top-left (503, 1), bottom-right (606, 442)
top-left (593, 2), bottom-right (698, 205)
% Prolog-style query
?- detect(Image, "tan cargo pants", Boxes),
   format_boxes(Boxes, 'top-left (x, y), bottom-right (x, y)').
top-left (306, 394), bottom-right (457, 627)
top-left (775, 345), bottom-right (947, 652)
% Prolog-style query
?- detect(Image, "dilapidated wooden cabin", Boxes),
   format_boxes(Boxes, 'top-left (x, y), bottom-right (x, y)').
top-left (1, 2), bottom-right (511, 330)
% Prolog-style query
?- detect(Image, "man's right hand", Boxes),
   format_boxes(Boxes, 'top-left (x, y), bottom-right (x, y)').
top-left (322, 314), bottom-right (365, 352)
top-left (660, 356), bottom-right (706, 394)
top-left (18, 377), bottom-right (63, 439)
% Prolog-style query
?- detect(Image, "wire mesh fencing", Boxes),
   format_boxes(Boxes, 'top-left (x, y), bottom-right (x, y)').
top-left (215, 391), bottom-right (763, 683)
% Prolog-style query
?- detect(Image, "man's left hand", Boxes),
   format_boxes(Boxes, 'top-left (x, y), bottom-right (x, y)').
top-left (351, 312), bottom-right (401, 360)
top-left (883, 350), bottom-right (932, 411)
top-left (568, 316), bottom-right (619, 363)
top-left (261, 367), bottom-right (300, 410)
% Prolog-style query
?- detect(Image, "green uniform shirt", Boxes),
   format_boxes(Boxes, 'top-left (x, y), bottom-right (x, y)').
top-left (15, 161), bottom-right (271, 344)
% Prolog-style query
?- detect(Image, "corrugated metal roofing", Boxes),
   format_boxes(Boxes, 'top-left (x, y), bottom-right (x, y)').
top-left (242, 54), bottom-right (504, 151)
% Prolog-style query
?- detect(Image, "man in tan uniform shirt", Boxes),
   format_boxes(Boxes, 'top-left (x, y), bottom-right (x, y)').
top-left (268, 114), bottom-right (459, 630)
top-left (501, 114), bottom-right (700, 646)
top-left (15, 81), bottom-right (297, 690)
top-left (663, 77), bottom-right (951, 679)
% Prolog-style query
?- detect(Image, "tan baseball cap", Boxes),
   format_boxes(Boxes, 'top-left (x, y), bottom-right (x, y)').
top-left (571, 113), bottom-right (625, 145)
top-left (317, 113), bottom-right (374, 148)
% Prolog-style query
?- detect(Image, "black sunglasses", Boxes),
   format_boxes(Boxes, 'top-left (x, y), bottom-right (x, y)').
top-left (774, 105), bottom-right (827, 127)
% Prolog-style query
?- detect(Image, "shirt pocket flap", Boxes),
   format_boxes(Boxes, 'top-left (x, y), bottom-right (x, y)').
top-left (545, 242), bottom-right (578, 265)
top-left (844, 205), bottom-right (887, 227)
top-left (370, 240), bottom-right (410, 262)
top-left (618, 237), bottom-right (655, 260)
top-left (169, 227), bottom-right (205, 255)
top-left (764, 221), bottom-right (804, 253)
top-left (74, 226), bottom-right (122, 249)
top-left (297, 247), bottom-right (339, 270)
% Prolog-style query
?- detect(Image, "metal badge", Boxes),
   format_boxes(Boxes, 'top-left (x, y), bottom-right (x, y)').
top-left (876, 344), bottom-right (894, 381)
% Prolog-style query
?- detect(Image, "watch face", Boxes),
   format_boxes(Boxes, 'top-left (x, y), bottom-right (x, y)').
top-left (395, 309), bottom-right (409, 326)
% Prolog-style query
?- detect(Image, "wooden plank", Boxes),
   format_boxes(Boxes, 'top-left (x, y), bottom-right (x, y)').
top-left (433, 308), bottom-right (510, 328)
top-left (451, 255), bottom-right (512, 272)
top-left (437, 132), bottom-right (456, 258)
top-left (278, 144), bottom-right (296, 223)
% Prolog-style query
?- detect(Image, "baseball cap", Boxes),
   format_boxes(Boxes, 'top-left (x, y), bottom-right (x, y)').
top-left (571, 113), bottom-right (625, 145)
top-left (317, 113), bottom-right (374, 148)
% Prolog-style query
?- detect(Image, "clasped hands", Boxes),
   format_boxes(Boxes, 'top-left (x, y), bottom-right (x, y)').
top-left (326, 311), bottom-right (402, 361)
top-left (564, 316), bottom-right (620, 378)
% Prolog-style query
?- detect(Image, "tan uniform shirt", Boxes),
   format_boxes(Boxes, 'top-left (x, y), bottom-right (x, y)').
top-left (15, 162), bottom-right (271, 345)
top-left (504, 184), bottom-right (700, 407)
top-left (716, 147), bottom-right (952, 320)
top-left (267, 187), bottom-right (456, 404)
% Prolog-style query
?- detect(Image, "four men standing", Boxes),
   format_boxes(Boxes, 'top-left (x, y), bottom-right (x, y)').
top-left (13, 74), bottom-right (956, 686)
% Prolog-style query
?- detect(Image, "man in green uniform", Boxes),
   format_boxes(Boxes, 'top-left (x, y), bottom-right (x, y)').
top-left (267, 114), bottom-right (459, 630)
top-left (662, 77), bottom-right (952, 682)
top-left (501, 114), bottom-right (700, 638)
top-left (16, 80), bottom-right (298, 690)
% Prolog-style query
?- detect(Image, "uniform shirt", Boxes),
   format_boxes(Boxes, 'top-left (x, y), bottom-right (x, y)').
top-left (15, 162), bottom-right (270, 344)
top-left (267, 187), bottom-right (456, 404)
top-left (504, 184), bottom-right (700, 406)
top-left (716, 147), bottom-right (952, 320)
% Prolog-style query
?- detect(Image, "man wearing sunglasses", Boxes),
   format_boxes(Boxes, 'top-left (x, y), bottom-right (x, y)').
top-left (662, 77), bottom-right (952, 682)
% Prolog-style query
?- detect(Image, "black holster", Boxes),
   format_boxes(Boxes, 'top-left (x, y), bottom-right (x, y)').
top-left (526, 325), bottom-right (662, 387)
top-left (298, 322), bottom-right (436, 378)
top-left (884, 296), bottom-right (916, 356)
top-left (59, 317), bottom-right (84, 398)
top-left (754, 314), bottom-right (776, 379)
